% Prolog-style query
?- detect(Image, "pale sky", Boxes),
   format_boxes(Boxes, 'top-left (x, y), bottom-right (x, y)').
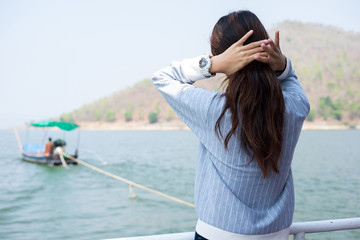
top-left (1, 0), bottom-right (359, 129)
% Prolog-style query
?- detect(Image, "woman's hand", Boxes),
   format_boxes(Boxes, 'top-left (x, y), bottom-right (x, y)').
top-left (210, 30), bottom-right (266, 76)
top-left (254, 30), bottom-right (286, 72)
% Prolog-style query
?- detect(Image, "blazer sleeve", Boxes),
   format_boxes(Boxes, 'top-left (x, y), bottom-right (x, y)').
top-left (152, 55), bottom-right (219, 140)
top-left (278, 57), bottom-right (310, 119)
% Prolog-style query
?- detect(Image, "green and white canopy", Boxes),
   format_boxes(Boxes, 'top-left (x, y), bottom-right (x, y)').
top-left (31, 121), bottom-right (79, 131)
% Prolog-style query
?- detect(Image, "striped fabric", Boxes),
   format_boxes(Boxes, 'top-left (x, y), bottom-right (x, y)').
top-left (152, 56), bottom-right (310, 234)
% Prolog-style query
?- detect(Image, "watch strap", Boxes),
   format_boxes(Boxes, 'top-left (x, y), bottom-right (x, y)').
top-left (199, 55), bottom-right (215, 78)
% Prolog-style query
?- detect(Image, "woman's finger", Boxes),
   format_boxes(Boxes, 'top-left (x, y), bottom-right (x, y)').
top-left (245, 46), bottom-right (264, 56)
top-left (262, 40), bottom-right (280, 58)
top-left (257, 52), bottom-right (269, 57)
top-left (275, 31), bottom-right (280, 48)
top-left (235, 30), bottom-right (254, 46)
top-left (242, 39), bottom-right (267, 50)
top-left (268, 39), bottom-right (278, 53)
top-left (254, 53), bottom-right (269, 63)
top-left (244, 52), bottom-right (263, 66)
top-left (261, 42), bottom-right (275, 56)
top-left (244, 56), bottom-right (256, 66)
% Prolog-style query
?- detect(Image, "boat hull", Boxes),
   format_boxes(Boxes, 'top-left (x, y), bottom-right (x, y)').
top-left (22, 153), bottom-right (78, 166)
top-left (21, 144), bottom-right (77, 166)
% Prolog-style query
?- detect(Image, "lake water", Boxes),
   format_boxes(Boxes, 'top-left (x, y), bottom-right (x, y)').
top-left (0, 129), bottom-right (359, 239)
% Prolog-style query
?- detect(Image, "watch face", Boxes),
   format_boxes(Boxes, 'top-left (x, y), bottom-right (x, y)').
top-left (200, 58), bottom-right (208, 68)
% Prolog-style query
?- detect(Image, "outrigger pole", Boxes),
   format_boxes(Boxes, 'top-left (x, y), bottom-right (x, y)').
top-left (60, 150), bottom-right (195, 208)
top-left (13, 129), bottom-right (23, 153)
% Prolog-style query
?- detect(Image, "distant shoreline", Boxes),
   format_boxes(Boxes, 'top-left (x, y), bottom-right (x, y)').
top-left (76, 120), bottom-right (359, 131)
top-left (302, 122), bottom-right (358, 130)
top-left (11, 120), bottom-right (358, 131)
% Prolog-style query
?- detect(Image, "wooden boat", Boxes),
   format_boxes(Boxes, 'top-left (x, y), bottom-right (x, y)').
top-left (17, 121), bottom-right (80, 166)
top-left (22, 143), bottom-right (78, 166)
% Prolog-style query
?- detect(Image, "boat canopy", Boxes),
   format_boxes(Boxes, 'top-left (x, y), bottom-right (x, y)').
top-left (31, 121), bottom-right (79, 131)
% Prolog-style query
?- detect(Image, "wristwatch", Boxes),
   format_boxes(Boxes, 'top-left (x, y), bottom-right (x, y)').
top-left (199, 55), bottom-right (215, 78)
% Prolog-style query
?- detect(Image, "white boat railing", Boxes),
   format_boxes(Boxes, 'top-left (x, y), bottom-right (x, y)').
top-left (289, 217), bottom-right (360, 240)
top-left (110, 217), bottom-right (360, 240)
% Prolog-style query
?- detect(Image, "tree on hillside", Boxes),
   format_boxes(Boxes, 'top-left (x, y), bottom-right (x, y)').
top-left (93, 109), bottom-right (101, 121)
top-left (105, 110), bottom-right (116, 122)
top-left (148, 111), bottom-right (158, 123)
top-left (60, 113), bottom-right (74, 123)
top-left (124, 103), bottom-right (134, 122)
top-left (349, 101), bottom-right (360, 120)
top-left (318, 96), bottom-right (344, 121)
top-left (166, 109), bottom-right (175, 121)
top-left (306, 109), bottom-right (316, 121)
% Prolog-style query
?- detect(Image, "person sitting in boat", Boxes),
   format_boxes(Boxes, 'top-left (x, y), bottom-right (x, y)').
top-left (53, 139), bottom-right (66, 160)
top-left (44, 137), bottom-right (54, 159)
top-left (53, 139), bottom-right (66, 150)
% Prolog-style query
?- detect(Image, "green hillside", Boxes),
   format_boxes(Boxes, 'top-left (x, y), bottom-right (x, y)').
top-left (274, 21), bottom-right (360, 123)
top-left (60, 21), bottom-right (360, 126)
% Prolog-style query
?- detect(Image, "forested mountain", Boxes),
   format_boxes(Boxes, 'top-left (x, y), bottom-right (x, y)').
top-left (60, 21), bottom-right (360, 127)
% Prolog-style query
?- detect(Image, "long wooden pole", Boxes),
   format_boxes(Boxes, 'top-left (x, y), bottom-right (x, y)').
top-left (57, 149), bottom-right (68, 168)
top-left (13, 128), bottom-right (23, 153)
top-left (63, 151), bottom-right (195, 208)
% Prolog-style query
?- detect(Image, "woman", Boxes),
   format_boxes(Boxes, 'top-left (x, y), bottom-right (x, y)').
top-left (153, 10), bottom-right (309, 240)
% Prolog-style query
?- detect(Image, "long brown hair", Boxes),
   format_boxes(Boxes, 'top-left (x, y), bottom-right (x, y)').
top-left (212, 11), bottom-right (285, 178)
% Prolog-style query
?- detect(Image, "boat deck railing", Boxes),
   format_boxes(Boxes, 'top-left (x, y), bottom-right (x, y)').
top-left (110, 217), bottom-right (360, 240)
